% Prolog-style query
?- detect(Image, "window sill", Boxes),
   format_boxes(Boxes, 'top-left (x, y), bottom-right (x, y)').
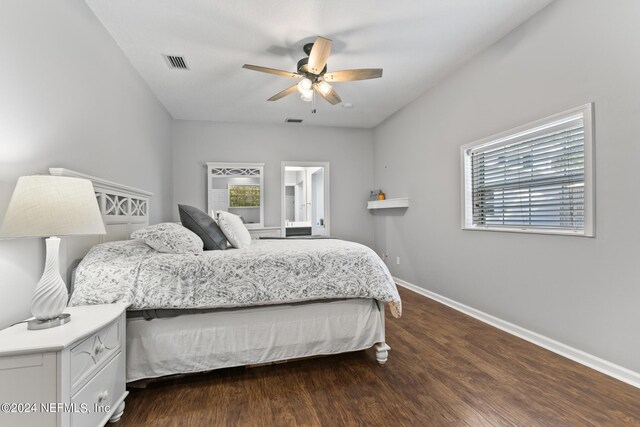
top-left (462, 225), bottom-right (594, 237)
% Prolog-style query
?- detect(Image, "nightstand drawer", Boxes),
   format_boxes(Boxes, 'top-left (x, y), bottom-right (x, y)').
top-left (71, 351), bottom-right (125, 427)
top-left (70, 316), bottom-right (121, 392)
top-left (249, 227), bottom-right (281, 239)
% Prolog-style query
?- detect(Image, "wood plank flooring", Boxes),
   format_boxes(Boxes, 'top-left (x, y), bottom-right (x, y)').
top-left (115, 287), bottom-right (640, 426)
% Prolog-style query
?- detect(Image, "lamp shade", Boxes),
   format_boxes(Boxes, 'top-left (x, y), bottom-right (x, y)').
top-left (0, 175), bottom-right (106, 238)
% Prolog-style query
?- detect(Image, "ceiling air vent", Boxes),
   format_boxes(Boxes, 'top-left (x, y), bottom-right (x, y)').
top-left (285, 118), bottom-right (303, 124)
top-left (163, 54), bottom-right (189, 70)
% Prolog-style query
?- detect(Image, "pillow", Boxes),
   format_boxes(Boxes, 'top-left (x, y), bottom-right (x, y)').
top-left (131, 223), bottom-right (203, 254)
top-left (216, 211), bottom-right (252, 249)
top-left (178, 204), bottom-right (228, 250)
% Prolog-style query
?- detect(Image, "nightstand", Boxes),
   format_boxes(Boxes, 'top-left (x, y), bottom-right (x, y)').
top-left (248, 226), bottom-right (282, 239)
top-left (0, 303), bottom-right (128, 427)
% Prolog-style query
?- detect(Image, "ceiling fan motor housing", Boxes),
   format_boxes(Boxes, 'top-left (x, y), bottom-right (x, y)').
top-left (302, 42), bottom-right (315, 56)
top-left (297, 57), bottom-right (327, 78)
top-left (298, 42), bottom-right (327, 77)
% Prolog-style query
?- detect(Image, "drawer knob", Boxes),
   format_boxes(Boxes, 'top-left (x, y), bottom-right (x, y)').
top-left (94, 343), bottom-right (106, 355)
top-left (97, 390), bottom-right (109, 403)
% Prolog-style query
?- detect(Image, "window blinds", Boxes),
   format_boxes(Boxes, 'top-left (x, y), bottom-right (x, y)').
top-left (469, 119), bottom-right (585, 230)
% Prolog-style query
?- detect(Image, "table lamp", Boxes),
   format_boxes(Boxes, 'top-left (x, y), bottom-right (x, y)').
top-left (0, 175), bottom-right (106, 330)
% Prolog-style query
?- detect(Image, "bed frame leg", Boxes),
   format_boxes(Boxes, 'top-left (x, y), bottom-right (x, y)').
top-left (375, 342), bottom-right (391, 365)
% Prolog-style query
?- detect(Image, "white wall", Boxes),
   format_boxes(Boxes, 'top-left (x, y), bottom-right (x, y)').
top-left (373, 0), bottom-right (640, 372)
top-left (172, 121), bottom-right (375, 247)
top-left (0, 0), bottom-right (173, 328)
top-left (284, 171), bottom-right (298, 186)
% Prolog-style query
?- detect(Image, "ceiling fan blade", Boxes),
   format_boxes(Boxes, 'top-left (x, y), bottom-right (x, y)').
top-left (242, 64), bottom-right (302, 79)
top-left (307, 37), bottom-right (332, 75)
top-left (323, 69), bottom-right (383, 82)
top-left (267, 84), bottom-right (299, 101)
top-left (314, 83), bottom-right (341, 105)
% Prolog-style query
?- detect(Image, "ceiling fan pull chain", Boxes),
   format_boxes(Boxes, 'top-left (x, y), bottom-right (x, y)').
top-left (312, 90), bottom-right (317, 114)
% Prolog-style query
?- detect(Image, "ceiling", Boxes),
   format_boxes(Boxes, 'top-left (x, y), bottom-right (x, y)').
top-left (84, 0), bottom-right (552, 128)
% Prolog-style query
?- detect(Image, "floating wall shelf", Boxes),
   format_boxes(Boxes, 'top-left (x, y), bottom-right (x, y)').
top-left (367, 198), bottom-right (409, 210)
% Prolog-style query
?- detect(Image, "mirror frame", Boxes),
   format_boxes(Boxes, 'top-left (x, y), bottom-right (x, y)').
top-left (206, 162), bottom-right (264, 229)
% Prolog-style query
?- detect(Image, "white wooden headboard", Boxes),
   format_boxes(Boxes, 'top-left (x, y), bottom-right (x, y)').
top-left (48, 168), bottom-right (152, 285)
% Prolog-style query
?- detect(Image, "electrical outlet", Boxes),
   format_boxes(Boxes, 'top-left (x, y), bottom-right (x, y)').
top-left (396, 257), bottom-right (400, 265)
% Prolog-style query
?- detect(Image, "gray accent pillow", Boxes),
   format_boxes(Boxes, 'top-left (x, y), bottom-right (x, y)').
top-left (178, 204), bottom-right (228, 250)
top-left (131, 223), bottom-right (203, 254)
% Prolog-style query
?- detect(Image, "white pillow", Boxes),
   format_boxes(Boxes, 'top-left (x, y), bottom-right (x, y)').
top-left (216, 211), bottom-right (251, 248)
top-left (131, 223), bottom-right (203, 254)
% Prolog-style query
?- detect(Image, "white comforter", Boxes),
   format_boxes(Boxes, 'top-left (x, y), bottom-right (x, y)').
top-left (69, 239), bottom-right (402, 318)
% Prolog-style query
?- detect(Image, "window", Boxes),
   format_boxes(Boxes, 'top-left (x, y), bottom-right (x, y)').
top-left (461, 104), bottom-right (594, 236)
top-left (228, 184), bottom-right (261, 208)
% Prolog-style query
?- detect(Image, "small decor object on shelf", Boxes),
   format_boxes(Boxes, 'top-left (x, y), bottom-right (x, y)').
top-left (377, 190), bottom-right (386, 201)
top-left (369, 190), bottom-right (379, 201)
top-left (0, 175), bottom-right (106, 330)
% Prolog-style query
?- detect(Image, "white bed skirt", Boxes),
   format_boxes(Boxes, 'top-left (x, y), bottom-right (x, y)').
top-left (126, 298), bottom-right (384, 382)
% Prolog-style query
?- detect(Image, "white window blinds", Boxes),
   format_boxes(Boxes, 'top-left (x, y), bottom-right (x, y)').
top-left (461, 105), bottom-right (594, 236)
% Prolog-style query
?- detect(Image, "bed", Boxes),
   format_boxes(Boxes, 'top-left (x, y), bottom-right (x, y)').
top-left (52, 168), bottom-right (401, 383)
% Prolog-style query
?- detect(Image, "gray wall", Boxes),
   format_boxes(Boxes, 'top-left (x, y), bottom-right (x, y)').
top-left (172, 121), bottom-right (375, 247)
top-left (0, 0), bottom-right (173, 329)
top-left (373, 0), bottom-right (640, 372)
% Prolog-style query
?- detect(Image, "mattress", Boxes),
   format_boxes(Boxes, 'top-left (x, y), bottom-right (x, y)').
top-left (126, 298), bottom-right (384, 382)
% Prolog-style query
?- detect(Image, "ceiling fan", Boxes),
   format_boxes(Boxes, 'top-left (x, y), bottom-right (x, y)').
top-left (242, 36), bottom-right (383, 106)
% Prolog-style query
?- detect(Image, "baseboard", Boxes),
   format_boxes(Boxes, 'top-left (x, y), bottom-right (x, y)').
top-left (394, 277), bottom-right (640, 389)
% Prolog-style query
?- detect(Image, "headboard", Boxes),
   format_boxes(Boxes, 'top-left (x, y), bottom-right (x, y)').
top-left (48, 168), bottom-right (152, 285)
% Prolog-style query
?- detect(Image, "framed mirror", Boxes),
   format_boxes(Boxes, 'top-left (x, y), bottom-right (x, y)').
top-left (207, 162), bottom-right (264, 229)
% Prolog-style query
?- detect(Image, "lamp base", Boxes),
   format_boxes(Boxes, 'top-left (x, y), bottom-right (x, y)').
top-left (27, 313), bottom-right (71, 330)
top-left (31, 237), bottom-right (69, 323)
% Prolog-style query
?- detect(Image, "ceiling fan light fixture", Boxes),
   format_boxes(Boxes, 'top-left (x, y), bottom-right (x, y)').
top-left (300, 89), bottom-right (313, 102)
top-left (297, 78), bottom-right (313, 93)
top-left (316, 81), bottom-right (332, 96)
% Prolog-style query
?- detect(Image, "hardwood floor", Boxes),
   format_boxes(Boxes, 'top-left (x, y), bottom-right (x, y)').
top-left (115, 287), bottom-right (640, 426)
